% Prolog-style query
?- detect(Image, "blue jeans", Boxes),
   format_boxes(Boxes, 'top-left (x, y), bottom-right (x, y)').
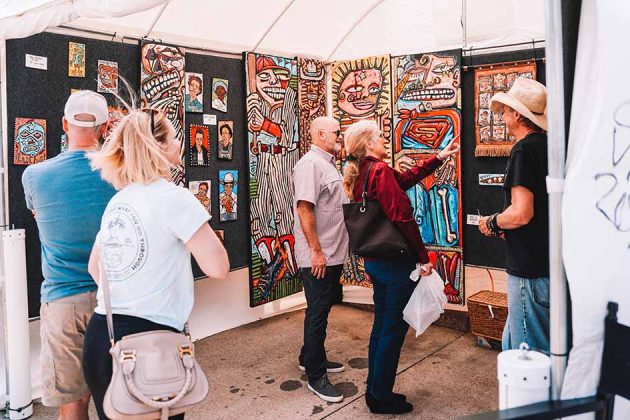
top-left (502, 274), bottom-right (550, 353)
top-left (364, 258), bottom-right (416, 401)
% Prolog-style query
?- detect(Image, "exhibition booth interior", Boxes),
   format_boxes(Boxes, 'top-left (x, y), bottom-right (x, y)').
top-left (0, 0), bottom-right (627, 415)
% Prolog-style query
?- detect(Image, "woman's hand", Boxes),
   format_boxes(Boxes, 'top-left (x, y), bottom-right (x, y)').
top-left (420, 262), bottom-right (433, 276)
top-left (437, 140), bottom-right (460, 160)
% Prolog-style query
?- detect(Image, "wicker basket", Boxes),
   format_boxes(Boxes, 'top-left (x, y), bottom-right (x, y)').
top-left (468, 290), bottom-right (508, 342)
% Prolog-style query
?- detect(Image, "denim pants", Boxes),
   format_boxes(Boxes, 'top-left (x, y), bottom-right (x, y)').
top-left (364, 258), bottom-right (416, 401)
top-left (300, 265), bottom-right (343, 383)
top-left (502, 274), bottom-right (550, 353)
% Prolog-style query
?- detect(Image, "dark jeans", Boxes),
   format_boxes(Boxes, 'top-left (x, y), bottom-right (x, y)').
top-left (299, 265), bottom-right (343, 383)
top-left (364, 258), bottom-right (417, 401)
top-left (82, 313), bottom-right (184, 420)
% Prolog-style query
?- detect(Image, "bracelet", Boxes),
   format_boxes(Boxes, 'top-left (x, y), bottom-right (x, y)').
top-left (485, 213), bottom-right (504, 236)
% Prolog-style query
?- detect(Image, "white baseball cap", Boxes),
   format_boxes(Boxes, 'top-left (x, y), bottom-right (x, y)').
top-left (64, 90), bottom-right (109, 127)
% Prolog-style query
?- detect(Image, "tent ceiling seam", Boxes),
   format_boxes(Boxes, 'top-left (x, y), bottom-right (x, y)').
top-left (142, 0), bottom-right (170, 39)
top-left (251, 0), bottom-right (296, 53)
top-left (326, 0), bottom-right (385, 61)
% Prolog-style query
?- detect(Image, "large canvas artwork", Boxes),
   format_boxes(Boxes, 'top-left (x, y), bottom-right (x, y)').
top-left (245, 52), bottom-right (302, 307)
top-left (14, 118), bottom-right (46, 165)
top-left (392, 50), bottom-right (464, 305)
top-left (140, 42), bottom-right (186, 185)
top-left (474, 61), bottom-right (536, 157)
top-left (331, 55), bottom-right (393, 165)
top-left (297, 57), bottom-right (327, 156)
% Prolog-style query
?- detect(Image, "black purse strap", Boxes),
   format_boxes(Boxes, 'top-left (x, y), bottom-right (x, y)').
top-left (360, 162), bottom-right (376, 211)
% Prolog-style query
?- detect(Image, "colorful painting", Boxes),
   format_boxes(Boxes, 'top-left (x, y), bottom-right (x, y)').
top-left (219, 170), bottom-right (238, 222)
top-left (331, 55), bottom-right (393, 165)
top-left (189, 125), bottom-right (210, 166)
top-left (140, 42), bottom-right (186, 185)
top-left (429, 249), bottom-right (463, 304)
top-left (245, 52), bottom-right (302, 307)
top-left (340, 254), bottom-right (371, 288)
top-left (479, 173), bottom-right (505, 186)
top-left (185, 72), bottom-right (203, 113)
top-left (60, 134), bottom-right (68, 153)
top-left (106, 106), bottom-right (128, 139)
top-left (14, 118), bottom-right (46, 165)
top-left (218, 121), bottom-right (233, 160)
top-left (68, 42), bottom-right (85, 77)
top-left (297, 57), bottom-right (327, 156)
top-left (97, 60), bottom-right (118, 94)
top-left (211, 78), bottom-right (229, 112)
top-left (189, 180), bottom-right (212, 216)
top-left (392, 49), bottom-right (464, 305)
top-left (474, 61), bottom-right (537, 157)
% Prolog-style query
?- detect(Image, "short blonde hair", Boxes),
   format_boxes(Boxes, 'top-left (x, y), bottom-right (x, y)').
top-left (90, 109), bottom-right (174, 190)
top-left (342, 120), bottom-right (380, 198)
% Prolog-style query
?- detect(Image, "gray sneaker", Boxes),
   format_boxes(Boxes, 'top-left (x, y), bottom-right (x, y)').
top-left (307, 376), bottom-right (344, 403)
top-left (299, 360), bottom-right (346, 373)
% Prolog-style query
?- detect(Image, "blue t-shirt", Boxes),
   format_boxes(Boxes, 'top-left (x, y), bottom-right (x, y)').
top-left (22, 150), bottom-right (117, 303)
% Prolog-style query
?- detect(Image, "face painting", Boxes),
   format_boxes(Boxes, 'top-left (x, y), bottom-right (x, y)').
top-left (399, 54), bottom-right (460, 109)
top-left (298, 59), bottom-right (325, 108)
top-left (338, 68), bottom-right (383, 117)
top-left (98, 62), bottom-right (118, 92)
top-left (215, 85), bottom-right (226, 101)
top-left (188, 80), bottom-right (201, 99)
top-left (256, 68), bottom-right (290, 106)
top-left (17, 120), bottom-right (45, 156)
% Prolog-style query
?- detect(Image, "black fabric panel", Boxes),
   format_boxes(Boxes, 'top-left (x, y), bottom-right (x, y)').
top-left (6, 32), bottom-right (140, 317)
top-left (460, 48), bottom-right (546, 268)
top-left (183, 52), bottom-right (248, 278)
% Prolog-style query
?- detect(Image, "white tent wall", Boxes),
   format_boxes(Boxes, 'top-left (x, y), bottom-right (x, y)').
top-left (560, 0), bottom-right (630, 417)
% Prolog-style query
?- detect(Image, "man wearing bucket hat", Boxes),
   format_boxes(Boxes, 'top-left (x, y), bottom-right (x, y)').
top-left (478, 77), bottom-right (550, 353)
top-left (219, 172), bottom-right (238, 221)
top-left (22, 91), bottom-right (117, 419)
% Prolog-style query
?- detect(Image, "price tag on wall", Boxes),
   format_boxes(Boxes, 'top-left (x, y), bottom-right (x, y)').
top-left (467, 214), bottom-right (481, 226)
top-left (25, 54), bottom-right (47, 70)
top-left (203, 114), bottom-right (217, 125)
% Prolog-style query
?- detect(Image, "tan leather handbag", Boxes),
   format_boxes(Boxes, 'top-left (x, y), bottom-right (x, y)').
top-left (100, 266), bottom-right (209, 420)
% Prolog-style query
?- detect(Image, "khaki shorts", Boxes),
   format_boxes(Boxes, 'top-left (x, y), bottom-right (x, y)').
top-left (39, 290), bottom-right (97, 406)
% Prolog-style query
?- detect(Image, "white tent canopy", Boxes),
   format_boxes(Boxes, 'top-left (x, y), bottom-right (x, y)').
top-left (0, 0), bottom-right (545, 59)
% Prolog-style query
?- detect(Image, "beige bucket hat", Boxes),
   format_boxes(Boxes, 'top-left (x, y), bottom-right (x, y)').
top-left (490, 77), bottom-right (548, 131)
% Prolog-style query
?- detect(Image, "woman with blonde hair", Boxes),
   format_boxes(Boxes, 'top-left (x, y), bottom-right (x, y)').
top-left (82, 108), bottom-right (229, 420)
top-left (342, 120), bottom-right (459, 415)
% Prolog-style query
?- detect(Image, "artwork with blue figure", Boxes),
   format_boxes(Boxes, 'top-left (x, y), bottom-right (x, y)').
top-left (392, 50), bottom-right (464, 305)
top-left (14, 118), bottom-right (47, 165)
top-left (185, 72), bottom-right (203, 113)
top-left (218, 170), bottom-right (238, 222)
top-left (245, 52), bottom-right (302, 306)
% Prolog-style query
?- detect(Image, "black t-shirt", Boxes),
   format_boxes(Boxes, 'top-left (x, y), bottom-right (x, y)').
top-left (503, 132), bottom-right (549, 278)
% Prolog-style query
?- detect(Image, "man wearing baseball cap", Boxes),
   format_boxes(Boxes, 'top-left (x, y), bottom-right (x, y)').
top-left (478, 77), bottom-right (551, 353)
top-left (22, 91), bottom-right (117, 419)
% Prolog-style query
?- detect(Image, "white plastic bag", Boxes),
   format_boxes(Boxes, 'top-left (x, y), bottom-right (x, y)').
top-left (403, 271), bottom-right (448, 337)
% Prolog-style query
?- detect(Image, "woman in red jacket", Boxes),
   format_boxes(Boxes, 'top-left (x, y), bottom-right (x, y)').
top-left (342, 120), bottom-right (459, 415)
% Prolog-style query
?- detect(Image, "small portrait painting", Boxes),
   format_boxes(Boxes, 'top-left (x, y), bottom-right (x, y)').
top-left (479, 126), bottom-right (491, 143)
top-left (68, 42), bottom-right (86, 77)
top-left (14, 118), bottom-right (47, 165)
top-left (189, 180), bottom-right (212, 216)
top-left (506, 72), bottom-right (519, 88)
top-left (217, 121), bottom-right (233, 160)
top-left (519, 72), bottom-right (534, 79)
top-left (493, 124), bottom-right (506, 141)
top-left (219, 170), bottom-right (238, 222)
top-left (189, 125), bottom-right (210, 166)
top-left (493, 73), bottom-right (507, 90)
top-left (97, 60), bottom-right (118, 94)
top-left (479, 93), bottom-right (491, 109)
top-left (478, 109), bottom-right (490, 127)
top-left (211, 78), bottom-right (229, 113)
top-left (478, 75), bottom-right (492, 92)
top-left (185, 72), bottom-right (203, 113)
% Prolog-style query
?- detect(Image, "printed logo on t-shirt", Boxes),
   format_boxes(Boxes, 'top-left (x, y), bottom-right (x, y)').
top-left (101, 203), bottom-right (148, 281)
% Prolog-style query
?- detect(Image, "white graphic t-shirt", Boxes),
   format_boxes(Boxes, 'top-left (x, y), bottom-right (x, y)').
top-left (94, 179), bottom-right (210, 330)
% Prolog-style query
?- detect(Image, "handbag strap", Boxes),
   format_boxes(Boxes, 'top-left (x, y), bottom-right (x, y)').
top-left (99, 262), bottom-right (116, 346)
top-left (360, 162), bottom-right (376, 209)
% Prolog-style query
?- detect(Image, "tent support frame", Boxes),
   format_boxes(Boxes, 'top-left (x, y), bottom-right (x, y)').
top-left (326, 0), bottom-right (385, 61)
top-left (251, 0), bottom-right (297, 53)
top-left (544, 0), bottom-right (569, 400)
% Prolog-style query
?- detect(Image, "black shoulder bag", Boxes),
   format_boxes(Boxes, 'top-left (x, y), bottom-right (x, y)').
top-left (342, 163), bottom-right (413, 259)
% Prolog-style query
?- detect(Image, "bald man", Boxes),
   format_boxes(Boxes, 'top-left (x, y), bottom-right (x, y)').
top-left (292, 116), bottom-right (349, 403)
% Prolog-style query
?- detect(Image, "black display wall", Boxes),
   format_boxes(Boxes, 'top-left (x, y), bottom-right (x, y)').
top-left (5, 32), bottom-right (247, 317)
top-left (460, 48), bottom-right (546, 268)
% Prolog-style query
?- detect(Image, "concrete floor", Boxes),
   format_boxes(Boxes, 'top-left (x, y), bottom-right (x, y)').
top-left (32, 305), bottom-right (499, 419)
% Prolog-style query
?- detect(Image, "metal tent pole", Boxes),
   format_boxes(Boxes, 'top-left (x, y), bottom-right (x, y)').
top-left (544, 0), bottom-right (569, 400)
